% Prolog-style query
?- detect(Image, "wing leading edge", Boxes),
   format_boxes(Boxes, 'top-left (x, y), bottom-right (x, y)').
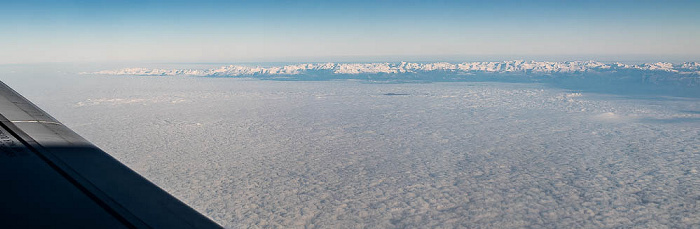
top-left (0, 81), bottom-right (222, 229)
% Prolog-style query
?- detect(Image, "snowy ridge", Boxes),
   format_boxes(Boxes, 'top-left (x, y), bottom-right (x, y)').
top-left (93, 61), bottom-right (700, 77)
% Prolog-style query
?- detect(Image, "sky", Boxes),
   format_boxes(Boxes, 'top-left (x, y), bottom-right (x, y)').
top-left (1, 0), bottom-right (700, 64)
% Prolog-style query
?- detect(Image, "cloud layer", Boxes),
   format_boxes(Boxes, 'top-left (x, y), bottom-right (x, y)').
top-left (37, 75), bottom-right (698, 228)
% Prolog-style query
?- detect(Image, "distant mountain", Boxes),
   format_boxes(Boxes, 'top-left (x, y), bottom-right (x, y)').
top-left (93, 61), bottom-right (700, 77)
top-left (91, 61), bottom-right (700, 97)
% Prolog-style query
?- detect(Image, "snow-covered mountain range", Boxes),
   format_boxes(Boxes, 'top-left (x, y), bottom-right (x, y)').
top-left (94, 61), bottom-right (700, 77)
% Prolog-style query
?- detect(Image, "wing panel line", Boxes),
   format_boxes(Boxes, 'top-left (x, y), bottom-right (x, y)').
top-left (0, 117), bottom-right (145, 229)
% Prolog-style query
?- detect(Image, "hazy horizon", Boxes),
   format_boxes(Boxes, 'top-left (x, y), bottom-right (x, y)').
top-left (3, 0), bottom-right (700, 64)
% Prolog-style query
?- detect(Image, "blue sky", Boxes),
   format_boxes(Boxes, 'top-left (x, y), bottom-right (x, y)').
top-left (1, 0), bottom-right (699, 64)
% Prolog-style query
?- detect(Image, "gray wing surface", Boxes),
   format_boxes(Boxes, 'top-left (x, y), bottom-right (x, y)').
top-left (0, 81), bottom-right (222, 229)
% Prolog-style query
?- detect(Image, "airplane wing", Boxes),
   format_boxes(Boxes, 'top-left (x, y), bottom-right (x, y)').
top-left (0, 81), bottom-right (223, 229)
